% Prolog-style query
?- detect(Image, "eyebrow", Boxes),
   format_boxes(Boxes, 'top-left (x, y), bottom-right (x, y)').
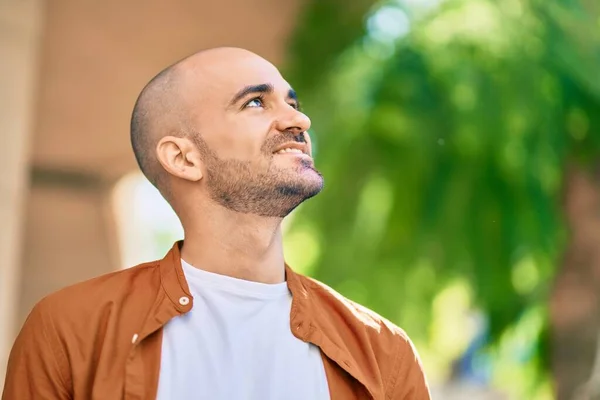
top-left (228, 83), bottom-right (300, 109)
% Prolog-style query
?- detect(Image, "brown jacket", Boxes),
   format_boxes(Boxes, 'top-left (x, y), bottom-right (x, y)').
top-left (3, 242), bottom-right (430, 400)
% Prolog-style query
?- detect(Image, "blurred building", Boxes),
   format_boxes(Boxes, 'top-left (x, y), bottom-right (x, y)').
top-left (0, 0), bottom-right (306, 389)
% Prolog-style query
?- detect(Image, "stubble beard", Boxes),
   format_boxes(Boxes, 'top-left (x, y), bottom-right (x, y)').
top-left (193, 134), bottom-right (324, 218)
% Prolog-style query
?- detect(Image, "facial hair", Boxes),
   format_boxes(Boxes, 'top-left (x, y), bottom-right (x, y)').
top-left (191, 132), bottom-right (324, 218)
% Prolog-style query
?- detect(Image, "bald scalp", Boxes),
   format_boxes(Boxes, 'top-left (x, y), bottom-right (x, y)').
top-left (130, 47), bottom-right (273, 196)
top-left (130, 62), bottom-right (185, 192)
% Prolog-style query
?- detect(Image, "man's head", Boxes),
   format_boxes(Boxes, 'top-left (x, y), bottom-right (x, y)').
top-left (130, 47), bottom-right (323, 218)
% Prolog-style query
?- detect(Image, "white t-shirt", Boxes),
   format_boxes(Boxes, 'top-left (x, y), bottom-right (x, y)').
top-left (156, 260), bottom-right (330, 400)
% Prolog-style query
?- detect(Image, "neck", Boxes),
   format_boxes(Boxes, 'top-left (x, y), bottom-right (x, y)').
top-left (180, 204), bottom-right (286, 284)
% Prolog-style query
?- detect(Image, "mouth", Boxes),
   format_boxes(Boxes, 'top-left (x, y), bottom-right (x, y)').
top-left (272, 142), bottom-right (310, 156)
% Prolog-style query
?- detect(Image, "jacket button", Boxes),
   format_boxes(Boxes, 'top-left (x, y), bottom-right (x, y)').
top-left (179, 296), bottom-right (190, 306)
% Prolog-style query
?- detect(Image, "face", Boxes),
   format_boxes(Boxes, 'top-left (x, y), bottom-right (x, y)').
top-left (183, 51), bottom-right (324, 217)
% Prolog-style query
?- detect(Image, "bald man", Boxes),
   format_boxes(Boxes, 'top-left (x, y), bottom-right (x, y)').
top-left (2, 48), bottom-right (430, 400)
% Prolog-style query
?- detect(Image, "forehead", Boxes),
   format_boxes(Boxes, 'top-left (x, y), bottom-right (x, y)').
top-left (186, 53), bottom-right (292, 103)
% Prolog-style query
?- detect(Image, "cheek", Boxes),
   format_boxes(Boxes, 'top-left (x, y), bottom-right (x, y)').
top-left (201, 117), bottom-right (264, 160)
top-left (224, 115), bottom-right (272, 159)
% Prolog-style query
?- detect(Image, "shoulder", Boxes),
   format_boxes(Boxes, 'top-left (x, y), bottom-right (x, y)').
top-left (300, 274), bottom-right (411, 342)
top-left (5, 261), bottom-right (163, 398)
top-left (19, 260), bottom-right (163, 358)
top-left (40, 260), bottom-right (160, 310)
top-left (29, 260), bottom-right (161, 334)
top-left (297, 274), bottom-right (430, 398)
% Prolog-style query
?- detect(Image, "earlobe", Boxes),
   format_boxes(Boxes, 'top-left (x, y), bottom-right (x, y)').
top-left (156, 136), bottom-right (203, 182)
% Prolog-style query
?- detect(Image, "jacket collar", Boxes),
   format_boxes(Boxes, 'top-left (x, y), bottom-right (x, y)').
top-left (159, 241), bottom-right (194, 313)
top-left (285, 262), bottom-right (378, 399)
top-left (156, 241), bottom-right (377, 398)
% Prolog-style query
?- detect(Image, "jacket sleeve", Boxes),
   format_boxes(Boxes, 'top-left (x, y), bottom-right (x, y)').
top-left (2, 301), bottom-right (72, 399)
top-left (386, 335), bottom-right (431, 400)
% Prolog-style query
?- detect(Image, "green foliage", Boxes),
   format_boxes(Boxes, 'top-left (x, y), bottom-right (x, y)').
top-left (283, 0), bottom-right (600, 395)
top-left (284, 0), bottom-right (378, 93)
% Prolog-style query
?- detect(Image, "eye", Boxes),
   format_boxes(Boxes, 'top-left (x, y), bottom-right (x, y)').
top-left (245, 97), bottom-right (264, 108)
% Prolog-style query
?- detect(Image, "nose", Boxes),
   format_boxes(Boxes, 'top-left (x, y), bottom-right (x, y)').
top-left (275, 107), bottom-right (311, 134)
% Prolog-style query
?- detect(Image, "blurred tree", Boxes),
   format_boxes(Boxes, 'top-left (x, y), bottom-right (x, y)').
top-left (283, 0), bottom-right (600, 398)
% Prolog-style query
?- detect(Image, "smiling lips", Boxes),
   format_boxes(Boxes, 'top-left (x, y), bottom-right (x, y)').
top-left (275, 148), bottom-right (304, 155)
top-left (272, 142), bottom-right (310, 156)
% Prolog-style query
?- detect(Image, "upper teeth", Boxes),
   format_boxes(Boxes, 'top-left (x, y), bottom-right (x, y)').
top-left (276, 148), bottom-right (303, 154)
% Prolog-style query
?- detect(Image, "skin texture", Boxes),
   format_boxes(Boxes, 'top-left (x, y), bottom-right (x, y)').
top-left (131, 47), bottom-right (323, 283)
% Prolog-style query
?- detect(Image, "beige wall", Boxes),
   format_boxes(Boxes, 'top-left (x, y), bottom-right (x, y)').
top-left (0, 0), bottom-right (44, 387)
top-left (19, 173), bottom-right (122, 327)
top-left (31, 0), bottom-right (305, 178)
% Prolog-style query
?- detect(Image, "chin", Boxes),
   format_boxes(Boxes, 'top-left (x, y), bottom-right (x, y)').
top-left (278, 172), bottom-right (324, 200)
top-left (304, 170), bottom-right (325, 197)
top-left (266, 171), bottom-right (321, 215)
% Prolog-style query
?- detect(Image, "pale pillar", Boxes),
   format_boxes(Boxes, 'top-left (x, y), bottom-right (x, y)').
top-left (18, 171), bottom-right (123, 326)
top-left (0, 0), bottom-right (44, 389)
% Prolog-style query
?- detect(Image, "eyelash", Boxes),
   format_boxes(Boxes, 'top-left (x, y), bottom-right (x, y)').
top-left (245, 95), bottom-right (265, 108)
top-left (244, 95), bottom-right (300, 111)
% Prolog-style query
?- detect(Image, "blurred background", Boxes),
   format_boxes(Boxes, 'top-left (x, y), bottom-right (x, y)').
top-left (2, 0), bottom-right (600, 398)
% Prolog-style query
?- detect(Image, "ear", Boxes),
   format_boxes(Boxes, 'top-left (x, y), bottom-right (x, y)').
top-left (155, 136), bottom-right (203, 182)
